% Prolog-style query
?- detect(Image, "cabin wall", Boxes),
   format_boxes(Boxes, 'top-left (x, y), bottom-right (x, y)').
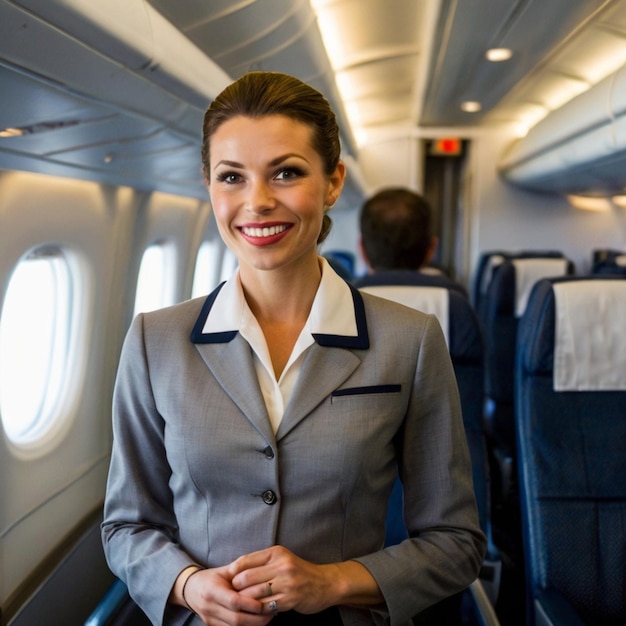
top-left (0, 170), bottom-right (211, 606)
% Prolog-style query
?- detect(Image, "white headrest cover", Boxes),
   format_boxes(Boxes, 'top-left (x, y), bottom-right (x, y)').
top-left (360, 286), bottom-right (450, 347)
top-left (553, 280), bottom-right (626, 391)
top-left (513, 258), bottom-right (569, 317)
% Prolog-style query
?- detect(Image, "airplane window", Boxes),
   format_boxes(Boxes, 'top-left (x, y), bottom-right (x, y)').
top-left (192, 240), bottom-right (222, 298)
top-left (0, 246), bottom-right (72, 446)
top-left (134, 240), bottom-right (176, 315)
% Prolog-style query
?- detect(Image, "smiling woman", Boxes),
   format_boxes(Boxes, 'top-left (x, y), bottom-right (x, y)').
top-left (101, 71), bottom-right (485, 626)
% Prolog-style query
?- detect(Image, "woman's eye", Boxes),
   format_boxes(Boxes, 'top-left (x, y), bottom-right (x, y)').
top-left (215, 172), bottom-right (241, 184)
top-left (275, 167), bottom-right (302, 181)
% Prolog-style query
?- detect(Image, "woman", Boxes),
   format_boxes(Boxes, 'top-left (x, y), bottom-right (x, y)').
top-left (102, 71), bottom-right (486, 626)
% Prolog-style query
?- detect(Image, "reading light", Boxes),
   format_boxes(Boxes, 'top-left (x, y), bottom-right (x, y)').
top-left (461, 101), bottom-right (482, 113)
top-left (486, 48), bottom-right (513, 62)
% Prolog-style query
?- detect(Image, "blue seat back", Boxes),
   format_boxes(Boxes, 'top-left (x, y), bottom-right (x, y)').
top-left (591, 250), bottom-right (626, 276)
top-left (516, 275), bottom-right (626, 625)
top-left (473, 250), bottom-right (565, 326)
top-left (483, 256), bottom-right (574, 453)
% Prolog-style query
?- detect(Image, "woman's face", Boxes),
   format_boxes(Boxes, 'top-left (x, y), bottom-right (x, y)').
top-left (207, 114), bottom-right (345, 275)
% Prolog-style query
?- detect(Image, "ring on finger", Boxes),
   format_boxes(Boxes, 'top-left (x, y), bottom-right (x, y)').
top-left (268, 599), bottom-right (278, 612)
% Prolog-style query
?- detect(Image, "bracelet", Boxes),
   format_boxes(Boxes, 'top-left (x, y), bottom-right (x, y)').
top-left (181, 567), bottom-right (204, 611)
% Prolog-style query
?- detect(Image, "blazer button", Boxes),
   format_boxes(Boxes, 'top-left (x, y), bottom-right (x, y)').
top-left (262, 490), bottom-right (277, 505)
top-left (263, 446), bottom-right (274, 459)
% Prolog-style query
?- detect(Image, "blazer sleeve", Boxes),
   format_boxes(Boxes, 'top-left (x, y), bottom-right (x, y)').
top-left (101, 313), bottom-right (196, 626)
top-left (353, 314), bottom-right (487, 624)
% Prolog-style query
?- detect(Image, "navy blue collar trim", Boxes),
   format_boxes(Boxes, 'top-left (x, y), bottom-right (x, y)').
top-left (190, 281), bottom-right (369, 349)
top-left (190, 282), bottom-right (238, 344)
top-left (312, 284), bottom-right (369, 349)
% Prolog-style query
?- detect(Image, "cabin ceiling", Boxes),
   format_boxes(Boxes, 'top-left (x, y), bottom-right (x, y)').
top-left (1, 0), bottom-right (626, 200)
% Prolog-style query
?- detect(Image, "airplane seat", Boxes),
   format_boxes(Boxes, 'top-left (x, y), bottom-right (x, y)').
top-left (473, 250), bottom-right (566, 339)
top-left (515, 275), bottom-right (626, 626)
top-left (322, 249), bottom-right (355, 280)
top-left (591, 247), bottom-right (625, 265)
top-left (591, 250), bottom-right (626, 275)
top-left (482, 256), bottom-right (574, 499)
top-left (472, 250), bottom-right (510, 319)
top-left (360, 284), bottom-right (501, 602)
top-left (85, 578), bottom-right (151, 626)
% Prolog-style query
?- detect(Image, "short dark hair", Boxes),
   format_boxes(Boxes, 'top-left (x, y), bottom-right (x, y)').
top-left (201, 72), bottom-right (341, 244)
top-left (360, 188), bottom-right (432, 271)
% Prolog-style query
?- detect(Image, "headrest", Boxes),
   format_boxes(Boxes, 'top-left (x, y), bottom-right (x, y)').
top-left (512, 257), bottom-right (569, 317)
top-left (479, 254), bottom-right (506, 296)
top-left (553, 280), bottom-right (626, 391)
top-left (360, 285), bottom-right (450, 347)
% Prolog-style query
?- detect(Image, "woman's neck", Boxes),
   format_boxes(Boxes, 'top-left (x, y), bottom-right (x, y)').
top-left (239, 256), bottom-right (322, 325)
top-left (239, 256), bottom-right (323, 378)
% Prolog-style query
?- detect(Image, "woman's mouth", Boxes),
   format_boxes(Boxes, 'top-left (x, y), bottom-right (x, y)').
top-left (239, 223), bottom-right (291, 245)
top-left (241, 224), bottom-right (288, 238)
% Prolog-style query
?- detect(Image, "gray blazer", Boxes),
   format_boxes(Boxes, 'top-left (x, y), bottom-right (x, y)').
top-left (102, 284), bottom-right (486, 626)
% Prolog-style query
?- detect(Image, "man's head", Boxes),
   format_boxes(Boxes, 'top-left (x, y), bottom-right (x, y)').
top-left (359, 187), bottom-right (437, 272)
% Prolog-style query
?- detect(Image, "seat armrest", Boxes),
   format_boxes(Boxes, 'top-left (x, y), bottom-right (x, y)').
top-left (84, 578), bottom-right (129, 626)
top-left (535, 589), bottom-right (586, 626)
top-left (467, 578), bottom-right (501, 626)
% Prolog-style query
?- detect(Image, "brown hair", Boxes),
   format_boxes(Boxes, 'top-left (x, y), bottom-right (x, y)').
top-left (360, 188), bottom-right (433, 270)
top-left (201, 72), bottom-right (342, 243)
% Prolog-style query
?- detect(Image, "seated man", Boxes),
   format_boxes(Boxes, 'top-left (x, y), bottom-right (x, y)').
top-left (352, 187), bottom-right (468, 297)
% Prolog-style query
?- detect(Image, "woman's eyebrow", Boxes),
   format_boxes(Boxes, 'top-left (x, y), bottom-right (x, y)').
top-left (214, 159), bottom-right (243, 169)
top-left (214, 154), bottom-right (309, 170)
top-left (269, 153), bottom-right (309, 166)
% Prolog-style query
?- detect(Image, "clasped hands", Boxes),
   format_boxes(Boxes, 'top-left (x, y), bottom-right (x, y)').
top-left (182, 545), bottom-right (340, 626)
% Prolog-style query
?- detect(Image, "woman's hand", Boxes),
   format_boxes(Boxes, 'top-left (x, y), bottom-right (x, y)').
top-left (172, 564), bottom-right (275, 626)
top-left (229, 545), bottom-right (384, 615)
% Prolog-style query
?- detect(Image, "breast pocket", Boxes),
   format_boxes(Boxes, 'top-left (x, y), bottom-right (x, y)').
top-left (329, 384), bottom-right (405, 432)
top-left (326, 384), bottom-right (405, 464)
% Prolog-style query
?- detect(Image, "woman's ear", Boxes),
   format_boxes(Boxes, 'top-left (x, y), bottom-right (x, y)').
top-left (325, 161), bottom-right (346, 207)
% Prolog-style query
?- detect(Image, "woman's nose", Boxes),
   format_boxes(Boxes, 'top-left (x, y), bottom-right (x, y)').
top-left (246, 180), bottom-right (275, 213)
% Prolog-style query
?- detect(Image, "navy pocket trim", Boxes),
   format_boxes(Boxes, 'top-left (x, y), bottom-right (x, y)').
top-left (331, 384), bottom-right (401, 397)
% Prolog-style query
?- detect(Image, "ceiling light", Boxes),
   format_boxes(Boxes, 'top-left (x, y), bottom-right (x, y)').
top-left (0, 127), bottom-right (27, 138)
top-left (486, 48), bottom-right (513, 62)
top-left (566, 195), bottom-right (611, 211)
top-left (612, 195), bottom-right (626, 209)
top-left (461, 101), bottom-right (481, 113)
top-left (0, 120), bottom-right (80, 138)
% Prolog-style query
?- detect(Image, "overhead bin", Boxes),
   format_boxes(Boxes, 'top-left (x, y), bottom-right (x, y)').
top-left (498, 63), bottom-right (626, 196)
top-left (6, 0), bottom-right (231, 118)
top-left (0, 0), bottom-right (366, 207)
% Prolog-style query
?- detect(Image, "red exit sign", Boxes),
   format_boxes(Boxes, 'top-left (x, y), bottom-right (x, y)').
top-left (431, 138), bottom-right (462, 156)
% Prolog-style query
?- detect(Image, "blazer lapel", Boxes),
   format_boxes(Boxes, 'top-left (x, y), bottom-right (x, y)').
top-left (190, 279), bottom-right (370, 442)
top-left (277, 343), bottom-right (362, 439)
top-left (194, 336), bottom-right (274, 442)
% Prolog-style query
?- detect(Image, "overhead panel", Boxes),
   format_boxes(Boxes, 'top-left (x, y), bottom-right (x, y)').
top-left (0, 0), bottom-right (232, 199)
top-left (499, 63), bottom-right (626, 195)
top-left (421, 0), bottom-right (610, 126)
